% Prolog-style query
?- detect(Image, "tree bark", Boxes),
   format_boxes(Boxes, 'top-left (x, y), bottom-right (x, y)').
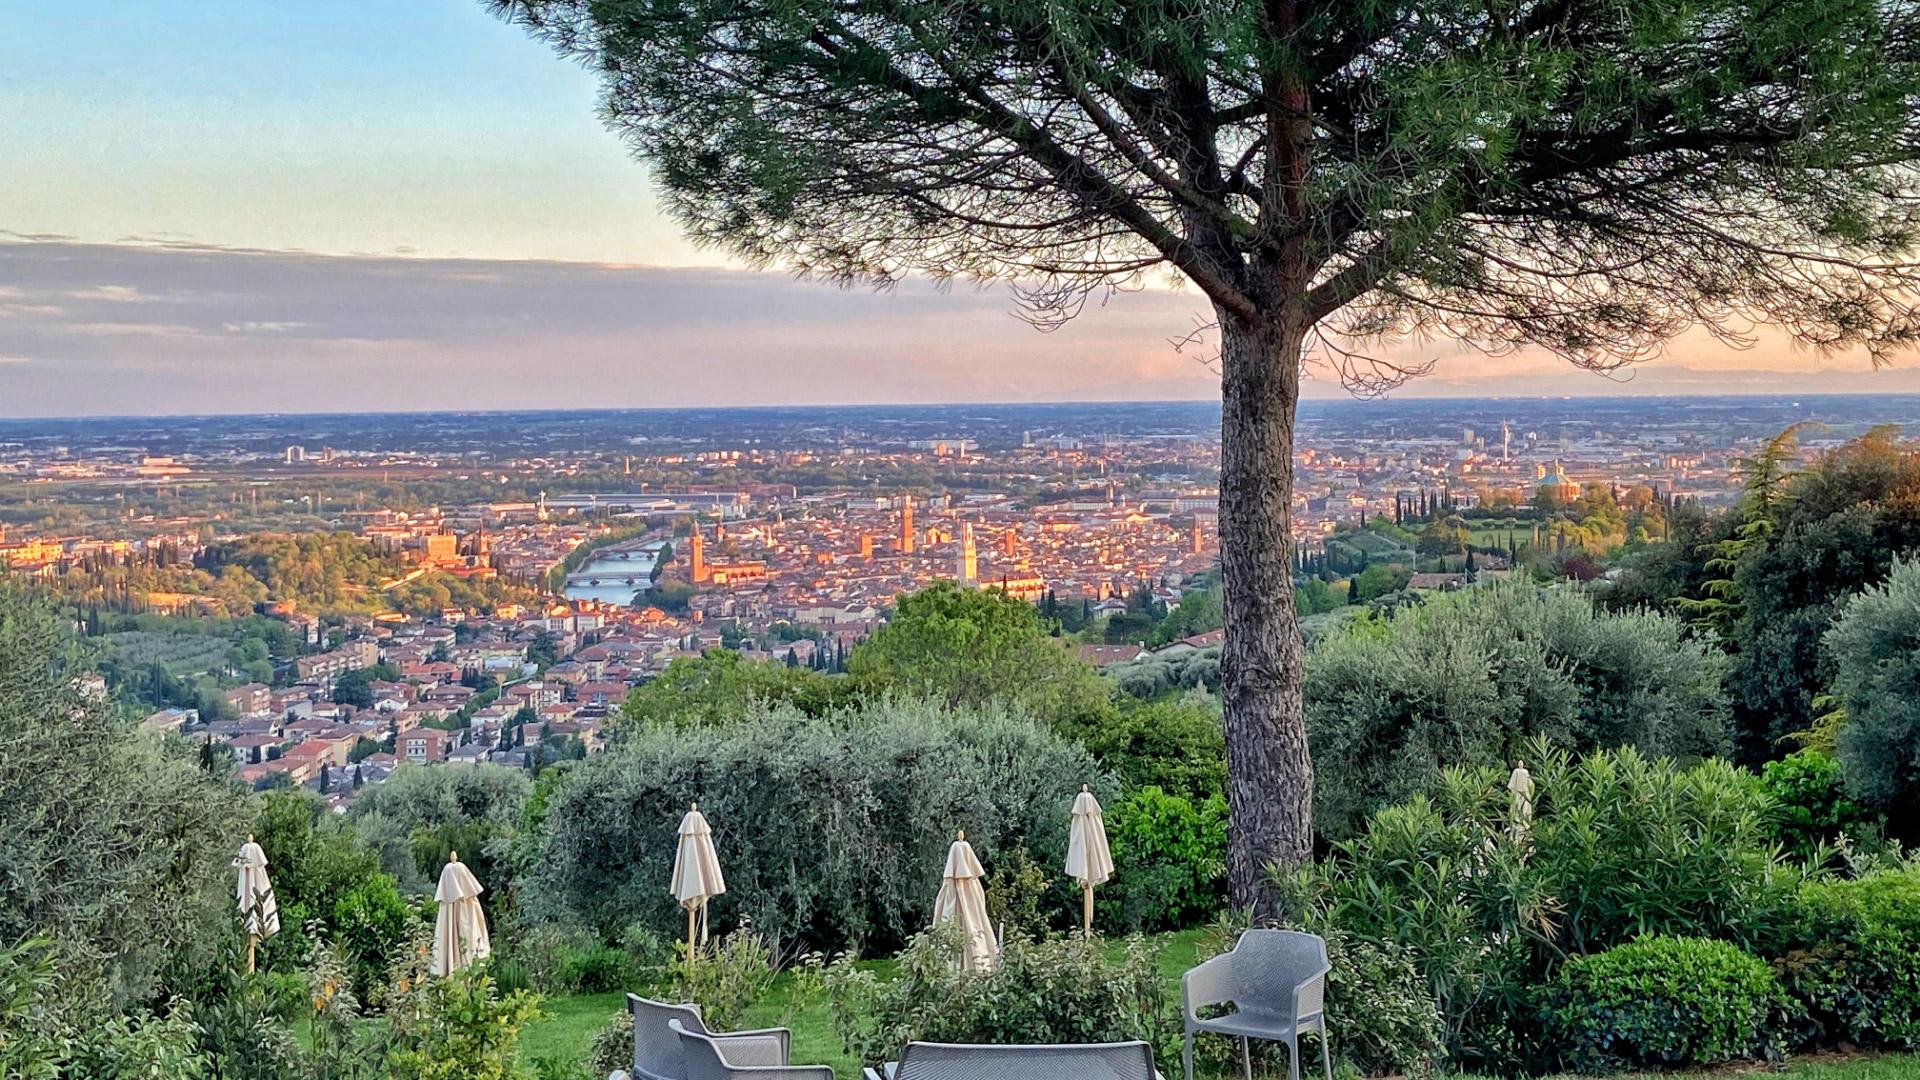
top-left (1216, 303), bottom-right (1314, 917)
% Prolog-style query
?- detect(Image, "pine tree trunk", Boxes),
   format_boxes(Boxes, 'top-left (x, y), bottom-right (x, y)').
top-left (1216, 305), bottom-right (1314, 916)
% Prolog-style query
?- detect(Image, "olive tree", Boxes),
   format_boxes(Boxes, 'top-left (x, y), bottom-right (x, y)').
top-left (496, 0), bottom-right (1920, 908)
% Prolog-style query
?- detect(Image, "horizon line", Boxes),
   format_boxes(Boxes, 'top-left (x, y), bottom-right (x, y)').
top-left (0, 390), bottom-right (1911, 426)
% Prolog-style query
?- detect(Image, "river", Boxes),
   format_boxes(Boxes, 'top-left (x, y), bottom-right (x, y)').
top-left (562, 541), bottom-right (663, 607)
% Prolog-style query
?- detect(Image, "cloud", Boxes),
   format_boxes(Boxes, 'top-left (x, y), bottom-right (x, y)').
top-left (0, 236), bottom-right (1912, 418)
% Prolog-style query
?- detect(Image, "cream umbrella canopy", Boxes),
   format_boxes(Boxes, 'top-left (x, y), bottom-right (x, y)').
top-left (234, 835), bottom-right (280, 973)
top-left (670, 803), bottom-right (726, 954)
top-left (1065, 786), bottom-right (1114, 933)
top-left (932, 831), bottom-right (998, 972)
top-left (1508, 760), bottom-right (1536, 844)
top-left (431, 851), bottom-right (491, 977)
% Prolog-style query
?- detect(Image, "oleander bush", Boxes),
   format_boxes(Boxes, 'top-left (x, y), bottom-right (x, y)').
top-left (514, 695), bottom-right (1112, 952)
top-left (1773, 863), bottom-right (1920, 1050)
top-left (824, 928), bottom-right (1177, 1070)
top-left (1543, 936), bottom-right (1791, 1072)
top-left (1285, 743), bottom-right (1792, 1072)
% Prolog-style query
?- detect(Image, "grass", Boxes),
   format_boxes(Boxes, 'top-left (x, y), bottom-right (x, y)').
top-left (518, 928), bottom-right (1213, 1076)
top-left (1461, 1055), bottom-right (1920, 1080)
top-left (517, 932), bottom-right (1920, 1080)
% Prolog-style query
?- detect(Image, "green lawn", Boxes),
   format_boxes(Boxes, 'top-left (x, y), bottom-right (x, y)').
top-left (519, 929), bottom-right (1212, 1076)
top-left (519, 932), bottom-right (1919, 1080)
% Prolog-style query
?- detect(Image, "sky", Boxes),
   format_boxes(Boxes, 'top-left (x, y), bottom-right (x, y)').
top-left (2, 0), bottom-right (1917, 417)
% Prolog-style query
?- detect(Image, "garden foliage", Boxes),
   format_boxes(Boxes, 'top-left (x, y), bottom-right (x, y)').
top-left (824, 928), bottom-right (1177, 1069)
top-left (1543, 936), bottom-right (1790, 1072)
top-left (1304, 584), bottom-right (1730, 839)
top-left (514, 695), bottom-right (1112, 951)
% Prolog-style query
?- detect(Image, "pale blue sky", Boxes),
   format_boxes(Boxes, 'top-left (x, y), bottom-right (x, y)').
top-left (1, 0), bottom-right (717, 263)
top-left (0, 1), bottom-right (1906, 415)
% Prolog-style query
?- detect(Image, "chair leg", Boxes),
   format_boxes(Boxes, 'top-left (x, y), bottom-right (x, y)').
top-left (1182, 1031), bottom-right (1195, 1080)
top-left (1287, 1036), bottom-right (1300, 1080)
top-left (1319, 1032), bottom-right (1332, 1080)
top-left (1240, 1038), bottom-right (1253, 1080)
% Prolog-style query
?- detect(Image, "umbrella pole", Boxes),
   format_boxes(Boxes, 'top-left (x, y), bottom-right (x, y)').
top-left (1082, 881), bottom-right (1094, 935)
top-left (687, 905), bottom-right (697, 958)
top-left (246, 934), bottom-right (257, 975)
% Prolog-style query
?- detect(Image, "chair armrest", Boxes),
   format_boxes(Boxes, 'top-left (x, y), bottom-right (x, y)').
top-left (713, 1028), bottom-right (791, 1065)
top-left (1181, 955), bottom-right (1235, 1022)
top-left (862, 1069), bottom-right (886, 1080)
top-left (724, 1067), bottom-right (834, 1080)
top-left (610, 1071), bottom-right (632, 1080)
top-left (1293, 962), bottom-right (1332, 1020)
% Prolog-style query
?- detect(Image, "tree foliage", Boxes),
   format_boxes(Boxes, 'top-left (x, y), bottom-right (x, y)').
top-left (1827, 555), bottom-right (1920, 826)
top-left (515, 694), bottom-right (1111, 952)
top-left (1305, 583), bottom-right (1729, 839)
top-left (496, 0), bottom-right (1920, 905)
top-left (850, 582), bottom-right (1111, 730)
top-left (0, 587), bottom-right (247, 1010)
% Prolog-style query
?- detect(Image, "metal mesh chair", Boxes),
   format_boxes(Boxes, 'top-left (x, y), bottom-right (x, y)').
top-left (1180, 930), bottom-right (1332, 1080)
top-left (623, 995), bottom-right (793, 1080)
top-left (864, 1040), bottom-right (1159, 1080)
top-left (670, 1018), bottom-right (834, 1080)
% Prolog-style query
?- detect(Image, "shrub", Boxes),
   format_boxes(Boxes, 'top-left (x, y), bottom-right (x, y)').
top-left (1287, 745), bottom-right (1792, 1071)
top-left (666, 925), bottom-right (780, 1031)
top-left (1544, 936), bottom-right (1790, 1072)
top-left (0, 589), bottom-right (248, 1010)
top-left (383, 965), bottom-right (546, 1080)
top-left (1058, 694), bottom-right (1225, 803)
top-left (1305, 583), bottom-right (1730, 840)
top-left (558, 943), bottom-right (643, 995)
top-left (516, 695), bottom-right (1111, 952)
top-left (587, 1008), bottom-right (636, 1080)
top-left (1774, 863), bottom-right (1920, 1049)
top-left (1193, 917), bottom-right (1442, 1079)
top-left (1102, 787), bottom-right (1227, 932)
top-left (1828, 556), bottom-right (1920, 827)
top-left (825, 929), bottom-right (1176, 1069)
top-left (1760, 749), bottom-right (1877, 863)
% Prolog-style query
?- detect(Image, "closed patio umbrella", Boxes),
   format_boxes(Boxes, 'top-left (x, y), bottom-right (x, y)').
top-left (933, 831), bottom-right (997, 972)
top-left (431, 851), bottom-right (490, 976)
top-left (670, 803), bottom-right (726, 954)
top-left (1065, 785), bottom-right (1114, 933)
top-left (1508, 759), bottom-right (1536, 842)
top-left (234, 834), bottom-right (280, 973)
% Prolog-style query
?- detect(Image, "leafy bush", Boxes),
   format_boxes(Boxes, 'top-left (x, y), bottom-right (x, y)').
top-left (559, 943), bottom-right (643, 995)
top-left (1194, 917), bottom-right (1442, 1079)
top-left (515, 695), bottom-right (1111, 952)
top-left (1287, 745), bottom-right (1791, 1071)
top-left (666, 924), bottom-right (781, 1031)
top-left (383, 966), bottom-right (545, 1080)
top-left (0, 589), bottom-right (248, 1010)
top-left (588, 1008), bottom-right (637, 1080)
top-left (1305, 583), bottom-right (1730, 840)
top-left (825, 929), bottom-right (1176, 1069)
top-left (1544, 936), bottom-right (1790, 1072)
top-left (1828, 555), bottom-right (1920, 826)
top-left (1057, 694), bottom-right (1225, 803)
top-left (848, 583), bottom-right (1114, 732)
top-left (0, 937), bottom-right (219, 1080)
top-left (1760, 749), bottom-right (1877, 863)
top-left (346, 763), bottom-right (530, 899)
top-left (1774, 863), bottom-right (1920, 1049)
top-left (1102, 787), bottom-right (1227, 932)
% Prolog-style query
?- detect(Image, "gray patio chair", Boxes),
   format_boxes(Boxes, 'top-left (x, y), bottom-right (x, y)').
top-left (670, 1018), bottom-right (834, 1080)
top-left (617, 995), bottom-right (795, 1080)
top-left (861, 1039), bottom-right (1159, 1080)
top-left (1180, 930), bottom-right (1332, 1080)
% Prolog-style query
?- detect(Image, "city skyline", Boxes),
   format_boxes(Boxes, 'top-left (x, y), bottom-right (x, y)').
top-left (4, 1), bottom-right (1920, 414)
